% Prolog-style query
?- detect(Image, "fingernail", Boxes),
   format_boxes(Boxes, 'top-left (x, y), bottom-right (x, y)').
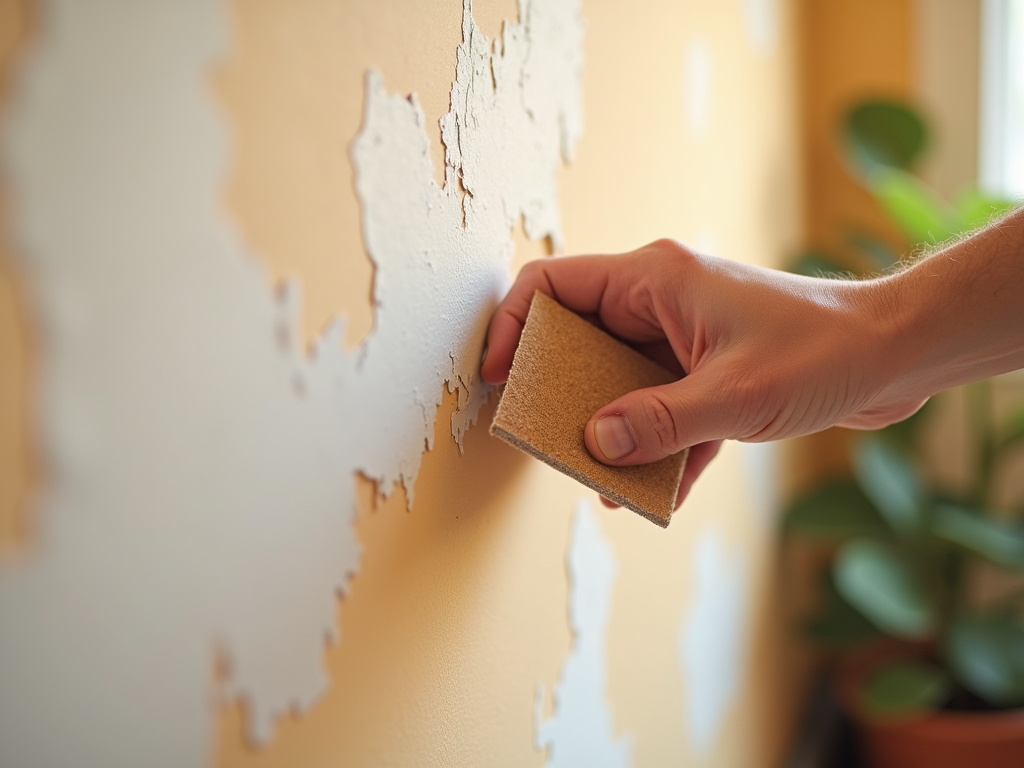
top-left (594, 415), bottom-right (636, 461)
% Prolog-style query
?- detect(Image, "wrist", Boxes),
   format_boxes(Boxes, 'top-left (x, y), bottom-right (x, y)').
top-left (849, 271), bottom-right (935, 404)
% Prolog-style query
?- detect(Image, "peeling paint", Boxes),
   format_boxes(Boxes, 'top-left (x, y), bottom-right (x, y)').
top-left (678, 527), bottom-right (748, 755)
top-left (0, 0), bottom-right (582, 764)
top-left (535, 500), bottom-right (630, 768)
top-left (743, 0), bottom-right (780, 56)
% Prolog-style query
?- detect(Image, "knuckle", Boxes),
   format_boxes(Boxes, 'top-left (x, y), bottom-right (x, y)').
top-left (518, 259), bottom-right (544, 281)
top-left (640, 391), bottom-right (683, 455)
top-left (641, 239), bottom-right (700, 290)
top-left (646, 238), bottom-right (701, 270)
top-left (634, 240), bottom-right (695, 298)
top-left (648, 237), bottom-right (690, 258)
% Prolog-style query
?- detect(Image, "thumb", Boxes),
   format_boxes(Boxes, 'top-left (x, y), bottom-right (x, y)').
top-left (584, 372), bottom-right (739, 466)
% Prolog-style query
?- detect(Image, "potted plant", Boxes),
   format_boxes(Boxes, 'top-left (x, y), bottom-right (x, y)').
top-left (784, 99), bottom-right (1024, 767)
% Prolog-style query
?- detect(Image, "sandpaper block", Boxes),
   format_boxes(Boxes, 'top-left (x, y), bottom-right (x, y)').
top-left (490, 290), bottom-right (688, 527)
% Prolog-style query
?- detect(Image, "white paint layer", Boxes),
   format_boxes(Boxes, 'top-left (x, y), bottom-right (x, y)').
top-left (0, 0), bottom-right (583, 765)
top-left (739, 441), bottom-right (781, 532)
top-left (535, 500), bottom-right (631, 768)
top-left (678, 527), bottom-right (748, 755)
top-left (743, 0), bottom-right (780, 56)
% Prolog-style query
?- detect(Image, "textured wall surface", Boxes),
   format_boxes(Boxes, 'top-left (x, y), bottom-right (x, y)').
top-left (0, 1), bottom-right (809, 766)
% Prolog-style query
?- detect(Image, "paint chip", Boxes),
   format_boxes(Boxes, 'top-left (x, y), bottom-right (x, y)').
top-left (535, 500), bottom-right (630, 768)
top-left (678, 527), bottom-right (748, 754)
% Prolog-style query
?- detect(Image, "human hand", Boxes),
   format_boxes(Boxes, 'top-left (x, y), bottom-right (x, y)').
top-left (481, 239), bottom-right (923, 507)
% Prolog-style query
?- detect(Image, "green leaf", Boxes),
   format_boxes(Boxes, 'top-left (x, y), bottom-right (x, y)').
top-left (804, 572), bottom-right (881, 649)
top-left (945, 612), bottom-right (1024, 706)
top-left (872, 169), bottom-right (954, 245)
top-left (931, 504), bottom-right (1024, 569)
top-left (862, 659), bottom-right (951, 716)
top-left (805, 610), bottom-right (879, 649)
top-left (784, 479), bottom-right (889, 541)
top-left (954, 189), bottom-right (1015, 233)
top-left (788, 251), bottom-right (852, 278)
top-left (842, 100), bottom-right (928, 180)
top-left (834, 539), bottom-right (934, 639)
top-left (852, 438), bottom-right (925, 536)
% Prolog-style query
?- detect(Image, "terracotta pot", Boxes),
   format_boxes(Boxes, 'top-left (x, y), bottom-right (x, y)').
top-left (836, 644), bottom-right (1024, 768)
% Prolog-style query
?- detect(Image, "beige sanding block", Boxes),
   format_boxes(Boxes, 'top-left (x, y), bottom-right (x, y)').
top-left (490, 291), bottom-right (688, 527)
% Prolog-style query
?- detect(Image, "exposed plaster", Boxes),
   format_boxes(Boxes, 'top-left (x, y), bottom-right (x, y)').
top-left (0, 0), bottom-right (582, 764)
top-left (743, 0), bottom-right (780, 57)
top-left (535, 500), bottom-right (631, 768)
top-left (678, 527), bottom-right (749, 755)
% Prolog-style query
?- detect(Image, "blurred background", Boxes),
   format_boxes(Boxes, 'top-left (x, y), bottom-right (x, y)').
top-left (781, 2), bottom-right (1024, 766)
top-left (0, 1), bottom-right (1023, 767)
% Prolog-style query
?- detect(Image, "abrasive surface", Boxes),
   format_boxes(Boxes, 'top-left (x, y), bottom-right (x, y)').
top-left (491, 292), bottom-right (688, 527)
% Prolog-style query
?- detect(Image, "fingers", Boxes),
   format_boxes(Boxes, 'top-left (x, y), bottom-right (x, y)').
top-left (481, 255), bottom-right (616, 384)
top-left (481, 248), bottom-right (686, 384)
top-left (584, 371), bottom-right (739, 466)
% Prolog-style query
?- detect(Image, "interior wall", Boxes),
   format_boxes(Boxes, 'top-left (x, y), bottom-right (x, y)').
top-left (914, 0), bottom-right (981, 199)
top-left (213, 2), bottom-right (809, 765)
top-left (0, 1), bottom-right (810, 767)
top-left (799, 0), bottom-right (914, 263)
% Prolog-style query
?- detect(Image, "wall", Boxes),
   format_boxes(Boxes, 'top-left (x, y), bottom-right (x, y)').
top-left (799, 0), bottom-right (914, 266)
top-left (0, 1), bottom-right (808, 766)
top-left (914, 0), bottom-right (981, 200)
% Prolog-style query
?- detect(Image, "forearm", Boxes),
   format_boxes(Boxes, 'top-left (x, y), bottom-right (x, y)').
top-left (876, 207), bottom-right (1024, 399)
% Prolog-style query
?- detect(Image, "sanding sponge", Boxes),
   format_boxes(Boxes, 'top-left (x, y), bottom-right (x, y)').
top-left (490, 291), bottom-right (688, 527)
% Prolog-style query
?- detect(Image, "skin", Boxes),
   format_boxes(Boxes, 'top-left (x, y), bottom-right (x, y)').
top-left (481, 208), bottom-right (1024, 508)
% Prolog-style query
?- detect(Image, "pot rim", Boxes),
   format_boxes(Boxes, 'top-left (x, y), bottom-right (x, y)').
top-left (836, 642), bottom-right (1024, 742)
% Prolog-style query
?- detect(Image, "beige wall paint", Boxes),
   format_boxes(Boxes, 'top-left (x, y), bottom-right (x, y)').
top-left (799, 0), bottom-right (914, 263)
top-left (914, 0), bottom-right (981, 199)
top-left (560, 4), bottom-right (807, 761)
